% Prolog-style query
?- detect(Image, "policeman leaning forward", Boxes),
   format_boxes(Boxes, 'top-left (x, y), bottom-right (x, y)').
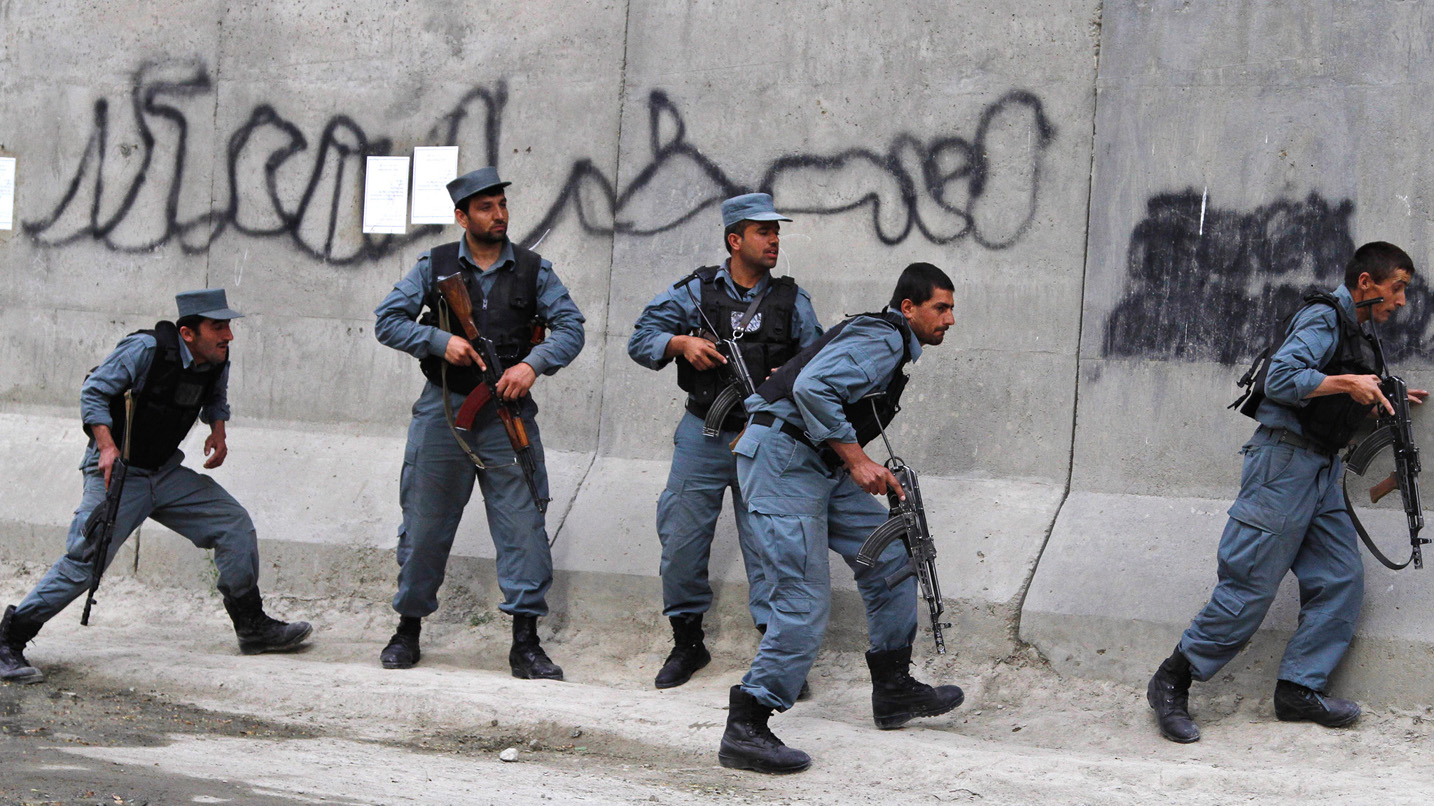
top-left (0, 290), bottom-right (312, 684)
top-left (1148, 241), bottom-right (1426, 742)
top-left (373, 167), bottom-right (586, 679)
top-left (718, 263), bottom-right (965, 774)
top-left (628, 193), bottom-right (823, 690)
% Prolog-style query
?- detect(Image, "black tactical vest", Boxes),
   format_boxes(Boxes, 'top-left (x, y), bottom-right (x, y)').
top-left (675, 267), bottom-right (802, 430)
top-left (1294, 292), bottom-right (1379, 451)
top-left (418, 241), bottom-right (545, 395)
top-left (103, 321), bottom-right (227, 471)
top-left (756, 310), bottom-right (913, 447)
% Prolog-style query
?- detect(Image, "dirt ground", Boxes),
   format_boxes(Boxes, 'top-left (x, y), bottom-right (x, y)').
top-left (3, 566), bottom-right (1434, 806)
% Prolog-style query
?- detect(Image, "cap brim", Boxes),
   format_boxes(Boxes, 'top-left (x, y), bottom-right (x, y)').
top-left (742, 212), bottom-right (792, 222)
top-left (194, 307), bottom-right (245, 320)
top-left (454, 181), bottom-right (512, 205)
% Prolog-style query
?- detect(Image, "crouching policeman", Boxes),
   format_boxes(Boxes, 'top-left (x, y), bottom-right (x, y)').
top-left (719, 262), bottom-right (964, 774)
top-left (0, 289), bottom-right (312, 684)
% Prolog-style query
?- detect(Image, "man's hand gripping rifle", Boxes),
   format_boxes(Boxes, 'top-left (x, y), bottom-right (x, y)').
top-left (673, 273), bottom-right (760, 438)
top-left (435, 273), bottom-right (550, 514)
top-left (1343, 296), bottom-right (1426, 569)
top-left (854, 399), bottom-right (951, 654)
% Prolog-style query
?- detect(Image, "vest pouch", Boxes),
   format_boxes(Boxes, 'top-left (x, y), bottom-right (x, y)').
top-left (1297, 394), bottom-right (1372, 452)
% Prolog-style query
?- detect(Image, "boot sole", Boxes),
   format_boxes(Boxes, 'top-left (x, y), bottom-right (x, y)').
top-left (718, 750), bottom-right (811, 774)
top-left (510, 665), bottom-right (564, 681)
top-left (874, 689), bottom-right (965, 730)
top-left (238, 623), bottom-right (314, 655)
top-left (1, 669), bottom-right (44, 685)
top-left (381, 656), bottom-right (418, 670)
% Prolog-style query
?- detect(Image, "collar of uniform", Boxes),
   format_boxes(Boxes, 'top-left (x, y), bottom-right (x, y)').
top-left (457, 237), bottom-right (516, 274)
top-left (883, 306), bottom-right (924, 363)
top-left (177, 337), bottom-right (196, 369)
top-left (717, 258), bottom-right (771, 298)
top-left (1332, 283), bottom-right (1357, 321)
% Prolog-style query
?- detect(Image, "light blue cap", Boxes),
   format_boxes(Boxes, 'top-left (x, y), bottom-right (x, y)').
top-left (176, 288), bottom-right (243, 320)
top-left (446, 166), bottom-right (511, 206)
top-left (721, 192), bottom-right (792, 228)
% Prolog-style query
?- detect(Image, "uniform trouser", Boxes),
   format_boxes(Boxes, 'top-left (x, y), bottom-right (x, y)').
top-left (657, 411), bottom-right (771, 626)
top-left (734, 421), bottom-right (918, 711)
top-left (1179, 427), bottom-right (1364, 692)
top-left (15, 452), bottom-right (261, 624)
top-left (392, 383), bottom-right (552, 619)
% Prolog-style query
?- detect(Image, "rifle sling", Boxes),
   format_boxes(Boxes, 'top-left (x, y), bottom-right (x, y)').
top-left (1342, 476), bottom-right (1414, 570)
top-left (732, 282), bottom-right (773, 337)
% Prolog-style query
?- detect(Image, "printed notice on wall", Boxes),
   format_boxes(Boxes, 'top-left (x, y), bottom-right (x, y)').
top-left (362, 156), bottom-right (410, 234)
top-left (0, 158), bottom-right (15, 231)
top-left (411, 146), bottom-right (459, 225)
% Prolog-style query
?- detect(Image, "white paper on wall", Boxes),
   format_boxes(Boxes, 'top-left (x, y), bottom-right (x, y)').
top-left (362, 156), bottom-right (410, 234)
top-left (0, 158), bottom-right (15, 231)
top-left (410, 147), bottom-right (460, 225)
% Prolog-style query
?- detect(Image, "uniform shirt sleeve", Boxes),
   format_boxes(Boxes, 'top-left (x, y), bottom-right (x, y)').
top-left (374, 252), bottom-right (451, 360)
top-left (1265, 304), bottom-right (1340, 406)
top-left (790, 321), bottom-right (905, 444)
top-left (200, 363), bottom-right (231, 424)
top-left (80, 334), bottom-right (156, 429)
top-left (521, 260), bottom-right (586, 377)
top-left (627, 277), bottom-right (698, 370)
top-left (792, 287), bottom-right (824, 348)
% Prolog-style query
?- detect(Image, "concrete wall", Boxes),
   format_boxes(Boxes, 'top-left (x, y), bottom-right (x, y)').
top-left (2, 0), bottom-right (1432, 700)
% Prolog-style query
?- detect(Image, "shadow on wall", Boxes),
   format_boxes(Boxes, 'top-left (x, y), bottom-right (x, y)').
top-left (1103, 189), bottom-right (1433, 366)
top-left (24, 58), bottom-right (1056, 264)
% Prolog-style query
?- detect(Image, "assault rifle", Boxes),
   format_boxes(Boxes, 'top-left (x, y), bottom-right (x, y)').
top-left (1342, 296), bottom-right (1426, 569)
top-left (80, 391), bottom-right (133, 626)
top-left (673, 273), bottom-right (761, 438)
top-left (854, 399), bottom-right (951, 653)
top-left (435, 273), bottom-right (550, 514)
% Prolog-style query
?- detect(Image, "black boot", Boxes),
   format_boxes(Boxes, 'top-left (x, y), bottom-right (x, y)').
top-left (866, 645), bottom-right (964, 729)
top-left (509, 614), bottom-right (563, 680)
top-left (0, 605), bottom-right (44, 685)
top-left (718, 685), bottom-right (811, 774)
top-left (1274, 679), bottom-right (1361, 727)
top-left (222, 589), bottom-right (313, 655)
top-left (757, 624), bottom-right (813, 701)
top-left (1146, 646), bottom-right (1200, 743)
top-left (380, 616), bottom-right (422, 669)
top-left (655, 614), bottom-right (711, 689)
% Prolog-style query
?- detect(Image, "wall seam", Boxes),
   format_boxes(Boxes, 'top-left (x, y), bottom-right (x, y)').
top-left (204, 15), bottom-right (224, 290)
top-left (1005, 0), bottom-right (1104, 653)
top-left (551, 0), bottom-right (635, 547)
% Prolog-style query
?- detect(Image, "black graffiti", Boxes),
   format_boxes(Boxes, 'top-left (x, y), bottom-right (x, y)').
top-left (1103, 190), bottom-right (1431, 365)
top-left (25, 59), bottom-right (1055, 262)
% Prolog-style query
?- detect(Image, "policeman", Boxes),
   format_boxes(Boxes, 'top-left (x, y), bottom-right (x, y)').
top-left (629, 193), bottom-right (823, 689)
top-left (373, 167), bottom-right (585, 679)
top-left (0, 290), bottom-right (312, 684)
top-left (1148, 242), bottom-right (1424, 743)
top-left (718, 262), bottom-right (964, 774)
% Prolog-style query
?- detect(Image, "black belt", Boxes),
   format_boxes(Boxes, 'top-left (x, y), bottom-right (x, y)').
top-left (1269, 427), bottom-right (1336, 457)
top-left (750, 412), bottom-right (842, 470)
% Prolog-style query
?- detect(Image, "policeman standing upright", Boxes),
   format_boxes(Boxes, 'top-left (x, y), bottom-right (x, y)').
top-left (1148, 242), bottom-right (1425, 743)
top-left (0, 290), bottom-right (312, 684)
top-left (718, 263), bottom-right (965, 774)
top-left (628, 193), bottom-right (822, 689)
top-left (373, 167), bottom-right (586, 679)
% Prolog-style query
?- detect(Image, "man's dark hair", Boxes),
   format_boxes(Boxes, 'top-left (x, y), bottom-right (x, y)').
top-left (1345, 241), bottom-right (1415, 288)
top-left (455, 188), bottom-right (507, 214)
top-left (889, 262), bottom-right (955, 309)
top-left (176, 314), bottom-right (206, 333)
top-left (723, 220), bottom-right (754, 254)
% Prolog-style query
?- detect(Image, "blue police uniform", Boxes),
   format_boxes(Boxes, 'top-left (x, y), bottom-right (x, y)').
top-left (15, 334), bottom-right (259, 624)
top-left (374, 237), bottom-right (585, 619)
top-left (628, 263), bottom-right (822, 625)
top-left (1180, 284), bottom-right (1364, 691)
top-left (733, 312), bottom-right (921, 711)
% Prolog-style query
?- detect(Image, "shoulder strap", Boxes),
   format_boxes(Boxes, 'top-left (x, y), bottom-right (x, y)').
top-left (429, 242), bottom-right (462, 279)
top-left (137, 321), bottom-right (183, 397)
